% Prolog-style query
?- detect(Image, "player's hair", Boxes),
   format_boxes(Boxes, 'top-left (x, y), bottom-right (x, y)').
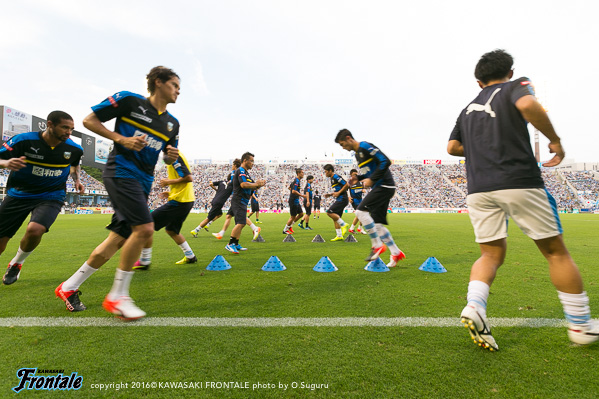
top-left (315, 190), bottom-right (319, 194)
top-left (146, 66), bottom-right (180, 94)
top-left (307, 175), bottom-right (314, 180)
top-left (241, 152), bottom-right (254, 162)
top-left (334, 129), bottom-right (353, 143)
top-left (323, 164), bottom-right (334, 172)
top-left (295, 168), bottom-right (303, 175)
top-left (350, 169), bottom-right (358, 175)
top-left (47, 110), bottom-right (73, 126)
top-left (474, 49), bottom-right (513, 85)
top-left (232, 158), bottom-right (241, 167)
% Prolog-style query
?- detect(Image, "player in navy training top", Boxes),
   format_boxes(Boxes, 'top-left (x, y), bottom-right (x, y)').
top-left (323, 164), bottom-right (350, 241)
top-left (448, 49), bottom-right (598, 350)
top-left (56, 66), bottom-right (180, 320)
top-left (191, 159), bottom-right (241, 236)
top-left (312, 191), bottom-right (322, 219)
top-left (283, 168), bottom-right (308, 234)
top-left (298, 175), bottom-right (314, 230)
top-left (335, 129), bottom-right (405, 266)
top-left (0, 111), bottom-right (84, 285)
top-left (225, 152), bottom-right (265, 254)
top-left (347, 169), bottom-right (366, 235)
top-left (248, 189), bottom-right (261, 223)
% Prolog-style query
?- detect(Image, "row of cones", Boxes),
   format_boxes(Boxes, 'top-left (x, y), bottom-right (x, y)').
top-left (282, 234), bottom-right (357, 243)
top-left (206, 255), bottom-right (447, 273)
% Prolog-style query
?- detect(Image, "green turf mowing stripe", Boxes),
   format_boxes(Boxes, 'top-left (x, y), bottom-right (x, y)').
top-left (0, 317), bottom-right (570, 327)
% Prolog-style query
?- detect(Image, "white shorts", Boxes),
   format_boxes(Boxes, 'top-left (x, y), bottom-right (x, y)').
top-left (466, 188), bottom-right (563, 243)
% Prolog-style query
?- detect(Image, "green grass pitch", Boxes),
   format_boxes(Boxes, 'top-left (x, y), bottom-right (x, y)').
top-left (1, 213), bottom-right (598, 398)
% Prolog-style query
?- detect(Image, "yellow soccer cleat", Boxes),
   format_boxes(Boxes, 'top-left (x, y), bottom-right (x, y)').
top-left (190, 230), bottom-right (198, 238)
top-left (175, 256), bottom-right (198, 265)
top-left (341, 224), bottom-right (349, 237)
top-left (330, 236), bottom-right (344, 242)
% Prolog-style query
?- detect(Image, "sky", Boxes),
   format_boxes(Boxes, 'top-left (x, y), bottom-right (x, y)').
top-left (1, 0), bottom-right (598, 163)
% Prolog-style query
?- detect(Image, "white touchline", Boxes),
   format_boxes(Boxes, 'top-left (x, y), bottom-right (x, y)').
top-left (0, 317), bottom-right (572, 328)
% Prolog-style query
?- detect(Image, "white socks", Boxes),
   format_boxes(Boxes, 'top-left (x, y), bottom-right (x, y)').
top-left (107, 269), bottom-right (135, 300)
top-left (11, 247), bottom-right (33, 265)
top-left (467, 280), bottom-right (490, 317)
top-left (558, 291), bottom-right (591, 326)
top-left (62, 262), bottom-right (98, 292)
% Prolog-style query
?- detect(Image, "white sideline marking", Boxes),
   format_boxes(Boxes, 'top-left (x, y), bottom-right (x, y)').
top-left (0, 317), bottom-right (569, 328)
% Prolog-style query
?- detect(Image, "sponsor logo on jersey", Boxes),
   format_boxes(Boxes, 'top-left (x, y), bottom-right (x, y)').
top-left (108, 96), bottom-right (118, 108)
top-left (32, 166), bottom-right (63, 177)
top-left (130, 112), bottom-right (153, 123)
top-left (138, 106), bottom-right (148, 115)
top-left (2, 142), bottom-right (13, 151)
top-left (24, 152), bottom-right (44, 160)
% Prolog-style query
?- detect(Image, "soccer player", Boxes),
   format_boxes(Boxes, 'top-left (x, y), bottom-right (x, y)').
top-left (335, 130), bottom-right (405, 265)
top-left (323, 164), bottom-right (349, 241)
top-left (248, 189), bottom-right (262, 223)
top-left (299, 175), bottom-right (314, 230)
top-left (191, 159), bottom-right (240, 236)
top-left (283, 168), bottom-right (307, 234)
top-left (56, 66), bottom-right (180, 319)
top-left (133, 151), bottom-right (197, 270)
top-left (448, 49), bottom-right (598, 350)
top-left (347, 169), bottom-right (366, 235)
top-left (0, 111), bottom-right (84, 285)
top-left (225, 152), bottom-right (265, 254)
top-left (313, 190), bottom-right (322, 219)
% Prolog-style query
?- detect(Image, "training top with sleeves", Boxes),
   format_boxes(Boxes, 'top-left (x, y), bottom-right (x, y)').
top-left (304, 182), bottom-right (313, 205)
top-left (0, 131), bottom-right (83, 201)
top-left (350, 182), bottom-right (364, 202)
top-left (289, 177), bottom-right (301, 204)
top-left (313, 194), bottom-right (321, 208)
top-left (355, 141), bottom-right (395, 188)
top-left (449, 77), bottom-right (543, 195)
top-left (232, 167), bottom-right (254, 206)
top-left (330, 173), bottom-right (348, 202)
top-left (166, 152), bottom-right (195, 203)
top-left (91, 91), bottom-right (179, 194)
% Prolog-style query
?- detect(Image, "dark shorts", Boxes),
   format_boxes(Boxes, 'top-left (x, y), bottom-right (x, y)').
top-left (152, 201), bottom-right (194, 234)
top-left (251, 201), bottom-right (259, 213)
top-left (357, 186), bottom-right (395, 224)
top-left (207, 201), bottom-right (226, 221)
top-left (230, 201), bottom-right (248, 226)
top-left (0, 196), bottom-right (63, 238)
top-left (327, 197), bottom-right (349, 217)
top-left (304, 202), bottom-right (312, 215)
top-left (104, 177), bottom-right (152, 239)
top-left (289, 202), bottom-right (303, 217)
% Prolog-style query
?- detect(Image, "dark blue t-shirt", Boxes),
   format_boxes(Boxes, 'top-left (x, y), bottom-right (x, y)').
top-left (355, 141), bottom-right (395, 188)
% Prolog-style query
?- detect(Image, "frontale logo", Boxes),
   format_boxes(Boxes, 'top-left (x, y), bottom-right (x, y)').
top-left (12, 368), bottom-right (83, 393)
top-left (38, 121), bottom-right (47, 130)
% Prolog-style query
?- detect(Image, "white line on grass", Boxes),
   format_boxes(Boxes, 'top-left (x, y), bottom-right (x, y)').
top-left (0, 317), bottom-right (569, 328)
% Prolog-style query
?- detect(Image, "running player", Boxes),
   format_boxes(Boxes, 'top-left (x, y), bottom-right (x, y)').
top-left (448, 49), bottom-right (598, 350)
top-left (0, 111), bottom-right (84, 285)
top-left (347, 169), bottom-right (366, 234)
top-left (323, 164), bottom-right (349, 241)
top-left (335, 130), bottom-right (405, 265)
top-left (133, 151), bottom-right (197, 270)
top-left (191, 159), bottom-right (240, 236)
top-left (56, 66), bottom-right (180, 319)
top-left (225, 152), bottom-right (265, 254)
top-left (283, 168), bottom-right (307, 234)
top-left (299, 175), bottom-right (314, 230)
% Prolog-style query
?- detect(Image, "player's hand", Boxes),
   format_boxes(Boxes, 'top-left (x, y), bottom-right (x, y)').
top-left (5, 156), bottom-right (27, 171)
top-left (160, 179), bottom-right (172, 187)
top-left (324, 193), bottom-right (332, 198)
top-left (332, 192), bottom-right (340, 198)
top-left (121, 135), bottom-right (148, 151)
top-left (159, 191), bottom-right (170, 199)
top-left (362, 178), bottom-right (373, 188)
top-left (75, 182), bottom-right (85, 194)
top-left (257, 179), bottom-right (266, 187)
top-left (165, 145), bottom-right (179, 160)
top-left (543, 142), bottom-right (565, 167)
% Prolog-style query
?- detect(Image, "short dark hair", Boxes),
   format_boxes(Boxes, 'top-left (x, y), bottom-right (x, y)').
top-left (295, 168), bottom-right (303, 175)
top-left (241, 152), bottom-right (254, 162)
top-left (47, 110), bottom-right (73, 126)
top-left (324, 164), bottom-right (334, 172)
top-left (146, 66), bottom-right (180, 94)
top-left (335, 129), bottom-right (353, 143)
top-left (232, 158), bottom-right (241, 167)
top-left (315, 190), bottom-right (319, 194)
top-left (350, 169), bottom-right (358, 174)
top-left (474, 49), bottom-right (513, 85)
top-left (307, 175), bottom-right (314, 180)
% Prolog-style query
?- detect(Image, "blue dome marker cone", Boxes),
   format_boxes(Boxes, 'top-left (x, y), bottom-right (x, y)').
top-left (313, 256), bottom-right (338, 272)
top-left (364, 257), bottom-right (390, 272)
top-left (206, 255), bottom-right (232, 271)
top-left (418, 257), bottom-right (447, 273)
top-left (261, 256), bottom-right (286, 271)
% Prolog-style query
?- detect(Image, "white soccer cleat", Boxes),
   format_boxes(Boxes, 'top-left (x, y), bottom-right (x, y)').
top-left (568, 320), bottom-right (599, 345)
top-left (212, 232), bottom-right (223, 240)
top-left (102, 295), bottom-right (146, 321)
top-left (460, 304), bottom-right (498, 351)
top-left (387, 250), bottom-right (406, 267)
top-left (253, 227), bottom-right (261, 241)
